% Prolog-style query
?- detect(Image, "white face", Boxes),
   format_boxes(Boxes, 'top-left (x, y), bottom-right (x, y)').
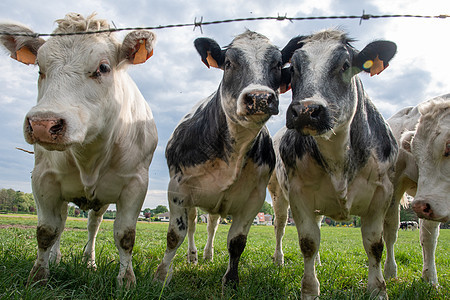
top-left (24, 34), bottom-right (120, 150)
top-left (411, 103), bottom-right (450, 222)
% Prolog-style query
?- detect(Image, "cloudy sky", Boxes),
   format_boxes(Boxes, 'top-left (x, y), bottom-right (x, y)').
top-left (0, 0), bottom-right (448, 209)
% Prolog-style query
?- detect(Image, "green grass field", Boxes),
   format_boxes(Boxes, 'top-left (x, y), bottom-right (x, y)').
top-left (0, 214), bottom-right (448, 299)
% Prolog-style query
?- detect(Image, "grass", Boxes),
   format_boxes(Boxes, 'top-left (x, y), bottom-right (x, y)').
top-left (0, 214), bottom-right (448, 299)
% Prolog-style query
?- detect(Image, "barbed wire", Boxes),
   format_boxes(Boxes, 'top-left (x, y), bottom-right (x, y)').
top-left (0, 12), bottom-right (448, 38)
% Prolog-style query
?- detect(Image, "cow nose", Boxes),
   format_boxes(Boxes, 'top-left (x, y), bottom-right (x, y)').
top-left (27, 117), bottom-right (66, 143)
top-left (286, 102), bottom-right (331, 135)
top-left (412, 201), bottom-right (433, 219)
top-left (243, 91), bottom-right (279, 115)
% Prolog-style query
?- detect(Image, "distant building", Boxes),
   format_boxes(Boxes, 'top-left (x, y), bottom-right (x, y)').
top-left (254, 212), bottom-right (273, 225)
top-left (156, 212), bottom-right (170, 222)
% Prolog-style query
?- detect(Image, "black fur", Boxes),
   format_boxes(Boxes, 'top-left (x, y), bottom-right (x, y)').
top-left (246, 127), bottom-right (276, 173)
top-left (166, 93), bottom-right (232, 173)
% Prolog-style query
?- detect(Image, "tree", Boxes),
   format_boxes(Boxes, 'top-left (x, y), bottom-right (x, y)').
top-left (152, 205), bottom-right (168, 216)
top-left (260, 201), bottom-right (274, 215)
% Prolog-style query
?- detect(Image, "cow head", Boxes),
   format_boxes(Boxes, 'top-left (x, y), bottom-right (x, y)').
top-left (0, 13), bottom-right (156, 151)
top-left (194, 30), bottom-right (300, 129)
top-left (406, 97), bottom-right (450, 222)
top-left (283, 29), bottom-right (396, 136)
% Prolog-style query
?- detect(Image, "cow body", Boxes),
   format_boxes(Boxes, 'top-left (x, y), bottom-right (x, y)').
top-left (154, 30), bottom-right (299, 289)
top-left (383, 94), bottom-right (450, 286)
top-left (268, 29), bottom-right (397, 299)
top-left (0, 13), bottom-right (157, 287)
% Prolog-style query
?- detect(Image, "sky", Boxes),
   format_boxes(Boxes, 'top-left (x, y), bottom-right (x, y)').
top-left (0, 0), bottom-right (448, 210)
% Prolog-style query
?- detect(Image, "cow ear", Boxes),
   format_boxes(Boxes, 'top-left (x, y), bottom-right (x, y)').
top-left (120, 30), bottom-right (156, 65)
top-left (280, 36), bottom-right (306, 64)
top-left (400, 130), bottom-right (416, 153)
top-left (0, 24), bottom-right (45, 65)
top-left (194, 37), bottom-right (225, 69)
top-left (354, 40), bottom-right (397, 76)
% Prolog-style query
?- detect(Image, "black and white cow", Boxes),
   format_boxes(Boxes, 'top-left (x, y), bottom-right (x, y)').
top-left (154, 30), bottom-right (300, 289)
top-left (268, 29), bottom-right (397, 299)
top-left (384, 94), bottom-right (450, 286)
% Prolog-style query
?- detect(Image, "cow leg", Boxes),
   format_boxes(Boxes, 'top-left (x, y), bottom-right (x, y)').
top-left (361, 212), bottom-right (387, 298)
top-left (290, 200), bottom-right (320, 300)
top-left (114, 179), bottom-right (146, 288)
top-left (269, 177), bottom-right (288, 265)
top-left (187, 207), bottom-right (198, 264)
top-left (83, 204), bottom-right (109, 269)
top-left (49, 201), bottom-right (68, 265)
top-left (315, 215), bottom-right (323, 266)
top-left (27, 194), bottom-right (65, 286)
top-left (203, 214), bottom-right (220, 261)
top-left (383, 193), bottom-right (401, 280)
top-left (155, 185), bottom-right (188, 284)
top-left (420, 219), bottom-right (440, 286)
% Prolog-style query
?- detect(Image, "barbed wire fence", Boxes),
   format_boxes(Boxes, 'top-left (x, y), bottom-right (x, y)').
top-left (0, 12), bottom-right (448, 37)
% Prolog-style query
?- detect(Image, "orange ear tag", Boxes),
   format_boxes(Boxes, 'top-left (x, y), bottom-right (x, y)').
top-left (132, 40), bottom-right (148, 64)
top-left (370, 56), bottom-right (387, 76)
top-left (206, 51), bottom-right (219, 68)
top-left (15, 47), bottom-right (36, 65)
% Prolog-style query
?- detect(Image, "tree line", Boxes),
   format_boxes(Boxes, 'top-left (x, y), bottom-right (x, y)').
top-left (0, 188), bottom-right (35, 213)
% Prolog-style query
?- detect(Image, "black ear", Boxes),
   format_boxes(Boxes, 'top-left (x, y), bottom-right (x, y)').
top-left (281, 36), bottom-right (307, 64)
top-left (280, 67), bottom-right (291, 94)
top-left (194, 37), bottom-right (225, 69)
top-left (354, 40), bottom-right (397, 76)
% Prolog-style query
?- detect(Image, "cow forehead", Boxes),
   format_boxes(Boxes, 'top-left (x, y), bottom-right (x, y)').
top-left (229, 32), bottom-right (276, 60)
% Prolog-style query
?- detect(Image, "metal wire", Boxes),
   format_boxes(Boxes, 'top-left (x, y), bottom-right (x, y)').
top-left (0, 12), bottom-right (448, 38)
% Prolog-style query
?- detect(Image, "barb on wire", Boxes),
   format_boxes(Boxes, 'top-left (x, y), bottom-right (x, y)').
top-left (0, 12), bottom-right (448, 38)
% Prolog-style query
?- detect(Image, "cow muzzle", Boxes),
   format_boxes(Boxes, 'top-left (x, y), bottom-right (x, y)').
top-left (237, 90), bottom-right (279, 116)
top-left (286, 100), bottom-right (332, 136)
top-left (24, 116), bottom-right (67, 150)
top-left (412, 199), bottom-right (449, 223)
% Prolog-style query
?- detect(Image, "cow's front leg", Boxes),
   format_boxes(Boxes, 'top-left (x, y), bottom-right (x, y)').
top-left (114, 179), bottom-right (146, 288)
top-left (269, 176), bottom-right (289, 265)
top-left (361, 211), bottom-right (387, 299)
top-left (203, 214), bottom-right (220, 261)
top-left (154, 188), bottom-right (188, 284)
top-left (290, 200), bottom-right (320, 300)
top-left (187, 207), bottom-right (198, 264)
top-left (49, 201), bottom-right (68, 265)
top-left (27, 195), bottom-right (66, 286)
top-left (420, 219), bottom-right (440, 286)
top-left (383, 191), bottom-right (403, 280)
top-left (83, 204), bottom-right (109, 269)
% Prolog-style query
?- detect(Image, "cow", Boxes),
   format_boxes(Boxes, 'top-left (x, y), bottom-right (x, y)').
top-left (268, 29), bottom-right (397, 299)
top-left (383, 94), bottom-right (449, 286)
top-left (154, 30), bottom-right (301, 290)
top-left (0, 13), bottom-right (158, 287)
top-left (399, 221), bottom-right (418, 230)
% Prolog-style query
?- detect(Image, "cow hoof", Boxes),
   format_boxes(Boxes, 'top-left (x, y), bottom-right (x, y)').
top-left (27, 265), bottom-right (49, 286)
top-left (117, 268), bottom-right (136, 289)
top-left (154, 264), bottom-right (172, 284)
top-left (187, 250), bottom-right (198, 264)
top-left (273, 253), bottom-right (284, 266)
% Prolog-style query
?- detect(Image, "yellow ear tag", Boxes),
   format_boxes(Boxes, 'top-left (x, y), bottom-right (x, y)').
top-left (132, 39), bottom-right (148, 64)
top-left (15, 47), bottom-right (36, 65)
top-left (206, 51), bottom-right (219, 68)
top-left (370, 56), bottom-right (386, 76)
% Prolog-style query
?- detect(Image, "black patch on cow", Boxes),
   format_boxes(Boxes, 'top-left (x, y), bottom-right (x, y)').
top-left (223, 234), bottom-right (247, 289)
top-left (167, 228), bottom-right (179, 250)
top-left (36, 225), bottom-right (58, 250)
top-left (279, 129), bottom-right (326, 170)
top-left (246, 127), bottom-right (276, 172)
top-left (166, 93), bottom-right (232, 173)
top-left (371, 239), bottom-right (384, 265)
top-left (300, 237), bottom-right (316, 259)
top-left (120, 228), bottom-right (136, 253)
top-left (72, 197), bottom-right (103, 212)
top-left (176, 216), bottom-right (186, 231)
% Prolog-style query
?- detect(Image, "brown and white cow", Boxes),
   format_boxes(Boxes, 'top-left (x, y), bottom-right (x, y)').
top-left (384, 94), bottom-right (449, 286)
top-left (268, 29), bottom-right (397, 299)
top-left (154, 30), bottom-right (301, 290)
top-left (0, 13), bottom-right (157, 287)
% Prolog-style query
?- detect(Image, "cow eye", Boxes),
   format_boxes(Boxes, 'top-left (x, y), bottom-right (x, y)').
top-left (38, 70), bottom-right (46, 79)
top-left (99, 63), bottom-right (111, 74)
top-left (224, 60), bottom-right (232, 70)
top-left (341, 61), bottom-right (350, 72)
top-left (445, 142), bottom-right (450, 157)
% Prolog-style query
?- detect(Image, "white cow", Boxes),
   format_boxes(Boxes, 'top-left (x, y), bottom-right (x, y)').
top-left (0, 13), bottom-right (157, 287)
top-left (384, 94), bottom-right (450, 286)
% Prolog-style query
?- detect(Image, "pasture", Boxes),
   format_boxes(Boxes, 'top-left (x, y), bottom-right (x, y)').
top-left (0, 214), bottom-right (448, 299)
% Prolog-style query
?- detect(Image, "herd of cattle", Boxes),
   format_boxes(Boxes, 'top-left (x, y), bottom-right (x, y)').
top-left (0, 13), bottom-right (448, 299)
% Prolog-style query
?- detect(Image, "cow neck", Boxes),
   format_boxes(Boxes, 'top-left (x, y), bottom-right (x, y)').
top-left (314, 125), bottom-right (351, 201)
top-left (70, 132), bottom-right (114, 198)
top-left (226, 117), bottom-right (263, 183)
